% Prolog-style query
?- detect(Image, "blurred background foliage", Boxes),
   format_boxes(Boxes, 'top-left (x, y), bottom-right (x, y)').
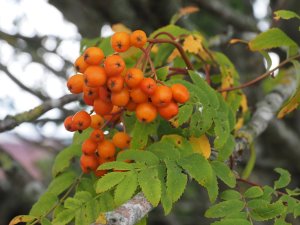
top-left (0, 0), bottom-right (300, 224)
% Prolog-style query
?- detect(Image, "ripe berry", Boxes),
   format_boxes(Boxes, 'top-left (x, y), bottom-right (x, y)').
top-left (98, 86), bottom-right (111, 103)
top-left (124, 68), bottom-right (144, 88)
top-left (84, 66), bottom-right (107, 87)
top-left (74, 55), bottom-right (89, 73)
top-left (107, 75), bottom-right (124, 92)
top-left (97, 140), bottom-right (116, 159)
top-left (83, 94), bottom-right (95, 106)
top-left (104, 55), bottom-right (125, 76)
top-left (82, 138), bottom-right (98, 155)
top-left (103, 105), bottom-right (122, 122)
top-left (111, 32), bottom-right (131, 52)
top-left (158, 101), bottom-right (179, 120)
top-left (90, 114), bottom-right (104, 129)
top-left (111, 88), bottom-right (130, 106)
top-left (136, 102), bottom-right (157, 123)
top-left (64, 115), bottom-right (76, 132)
top-left (72, 111), bottom-right (91, 131)
top-left (140, 77), bottom-right (157, 95)
top-left (130, 87), bottom-right (148, 103)
top-left (83, 85), bottom-right (99, 100)
top-left (90, 129), bottom-right (105, 143)
top-left (125, 100), bottom-right (137, 111)
top-left (151, 85), bottom-right (173, 107)
top-left (112, 132), bottom-right (131, 149)
top-left (130, 30), bottom-right (147, 48)
top-left (80, 154), bottom-right (98, 173)
top-left (171, 84), bottom-right (190, 103)
top-left (94, 169), bottom-right (107, 177)
top-left (67, 74), bottom-right (84, 94)
top-left (83, 47), bottom-right (104, 65)
top-left (94, 98), bottom-right (113, 116)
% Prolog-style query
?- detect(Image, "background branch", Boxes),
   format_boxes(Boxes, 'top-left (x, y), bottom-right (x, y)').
top-left (0, 94), bottom-right (80, 133)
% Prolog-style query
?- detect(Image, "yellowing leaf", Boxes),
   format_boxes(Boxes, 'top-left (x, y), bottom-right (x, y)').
top-left (167, 49), bottom-right (180, 63)
top-left (235, 94), bottom-right (248, 130)
top-left (96, 213), bottom-right (107, 224)
top-left (221, 72), bottom-right (234, 99)
top-left (170, 6), bottom-right (199, 24)
top-left (162, 134), bottom-right (184, 147)
top-left (9, 215), bottom-right (36, 225)
top-left (229, 39), bottom-right (248, 45)
top-left (277, 90), bottom-right (300, 118)
top-left (183, 34), bottom-right (204, 55)
top-left (112, 23), bottom-right (131, 33)
top-left (189, 135), bottom-right (211, 159)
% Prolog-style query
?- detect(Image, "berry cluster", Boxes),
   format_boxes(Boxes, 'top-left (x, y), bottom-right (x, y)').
top-left (64, 29), bottom-right (190, 175)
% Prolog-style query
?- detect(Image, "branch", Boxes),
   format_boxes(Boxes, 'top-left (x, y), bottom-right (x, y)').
top-left (191, 0), bottom-right (258, 32)
top-left (91, 74), bottom-right (298, 225)
top-left (234, 75), bottom-right (297, 155)
top-left (0, 63), bottom-right (47, 100)
top-left (0, 94), bottom-right (80, 133)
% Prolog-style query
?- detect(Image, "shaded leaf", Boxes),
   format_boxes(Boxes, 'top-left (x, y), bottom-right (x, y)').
top-left (211, 219), bottom-right (251, 225)
top-left (250, 201), bottom-right (285, 221)
top-left (205, 200), bottom-right (245, 218)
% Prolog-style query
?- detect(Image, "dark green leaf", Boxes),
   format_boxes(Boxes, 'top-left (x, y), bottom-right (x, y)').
top-left (205, 200), bottom-right (245, 218)
top-left (156, 66), bottom-right (169, 81)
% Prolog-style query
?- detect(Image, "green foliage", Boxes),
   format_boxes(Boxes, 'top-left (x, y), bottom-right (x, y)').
top-left (244, 186), bottom-right (263, 199)
top-left (211, 161), bottom-right (236, 188)
top-left (274, 168), bottom-right (291, 190)
top-left (274, 10), bottom-right (300, 20)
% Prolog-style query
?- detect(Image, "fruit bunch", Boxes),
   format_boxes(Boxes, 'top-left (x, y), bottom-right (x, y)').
top-left (64, 29), bottom-right (190, 176)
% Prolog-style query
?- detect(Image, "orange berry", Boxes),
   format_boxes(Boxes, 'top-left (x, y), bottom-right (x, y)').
top-left (104, 55), bottom-right (125, 76)
top-left (64, 115), bottom-right (76, 132)
top-left (130, 87), bottom-right (148, 103)
top-left (111, 88), bottom-right (130, 106)
top-left (90, 114), bottom-right (104, 129)
top-left (171, 84), bottom-right (190, 103)
top-left (83, 85), bottom-right (99, 100)
top-left (83, 94), bottom-right (94, 106)
top-left (80, 154), bottom-right (98, 173)
top-left (158, 101), bottom-right (179, 120)
top-left (103, 105), bottom-right (122, 122)
top-left (107, 75), bottom-right (124, 92)
top-left (82, 138), bottom-right (98, 155)
top-left (112, 132), bottom-right (131, 149)
top-left (124, 68), bottom-right (144, 88)
top-left (98, 86), bottom-right (111, 103)
top-left (74, 55), bottom-right (89, 73)
top-left (94, 169), bottom-right (107, 177)
top-left (130, 30), bottom-right (147, 48)
top-left (151, 85), bottom-right (173, 107)
top-left (72, 111), bottom-right (91, 131)
top-left (136, 102), bottom-right (157, 123)
top-left (84, 66), bottom-right (107, 87)
top-left (90, 129), bottom-right (105, 143)
top-left (94, 98), bottom-right (113, 116)
top-left (125, 100), bottom-right (137, 111)
top-left (97, 140), bottom-right (116, 159)
top-left (83, 47), bottom-right (104, 65)
top-left (67, 74), bottom-right (84, 94)
top-left (111, 32), bottom-right (131, 52)
top-left (140, 77), bottom-right (157, 95)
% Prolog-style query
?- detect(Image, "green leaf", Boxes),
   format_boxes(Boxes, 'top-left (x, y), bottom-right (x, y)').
top-left (217, 135), bottom-right (235, 161)
top-left (205, 200), bottom-right (245, 218)
top-left (136, 217), bottom-right (147, 225)
top-left (96, 172), bottom-right (127, 193)
top-left (47, 171), bottom-right (76, 195)
top-left (98, 192), bottom-right (115, 212)
top-left (206, 170), bottom-right (219, 203)
top-left (211, 161), bottom-right (236, 188)
top-left (114, 171), bottom-right (138, 205)
top-left (220, 190), bottom-right (242, 200)
top-left (156, 66), bottom-right (169, 81)
top-left (41, 218), bottom-right (52, 225)
top-left (130, 119), bottom-right (159, 149)
top-left (117, 149), bottom-right (159, 165)
top-left (244, 186), bottom-right (263, 198)
top-left (158, 164), bottom-right (172, 215)
top-left (211, 219), bottom-right (251, 225)
top-left (249, 28), bottom-right (298, 52)
top-left (275, 218), bottom-right (292, 225)
top-left (76, 177), bottom-right (96, 195)
top-left (165, 160), bottom-right (187, 203)
top-left (274, 168), bottom-right (291, 190)
top-left (247, 199), bottom-right (269, 209)
top-left (225, 212), bottom-right (248, 219)
top-left (53, 209), bottom-right (75, 225)
top-left (178, 104), bottom-right (193, 126)
top-left (250, 201), bottom-right (285, 221)
top-left (177, 153), bottom-right (212, 186)
top-left (138, 167), bottom-right (161, 206)
top-left (64, 198), bottom-right (81, 209)
top-left (294, 204), bottom-right (300, 218)
top-left (98, 161), bottom-right (133, 171)
top-left (147, 138), bottom-right (181, 160)
top-left (274, 10), bottom-right (300, 20)
top-left (153, 44), bottom-right (174, 67)
top-left (150, 24), bottom-right (190, 38)
top-left (30, 192), bottom-right (58, 217)
top-left (52, 145), bottom-right (81, 177)
top-left (98, 37), bottom-right (114, 56)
